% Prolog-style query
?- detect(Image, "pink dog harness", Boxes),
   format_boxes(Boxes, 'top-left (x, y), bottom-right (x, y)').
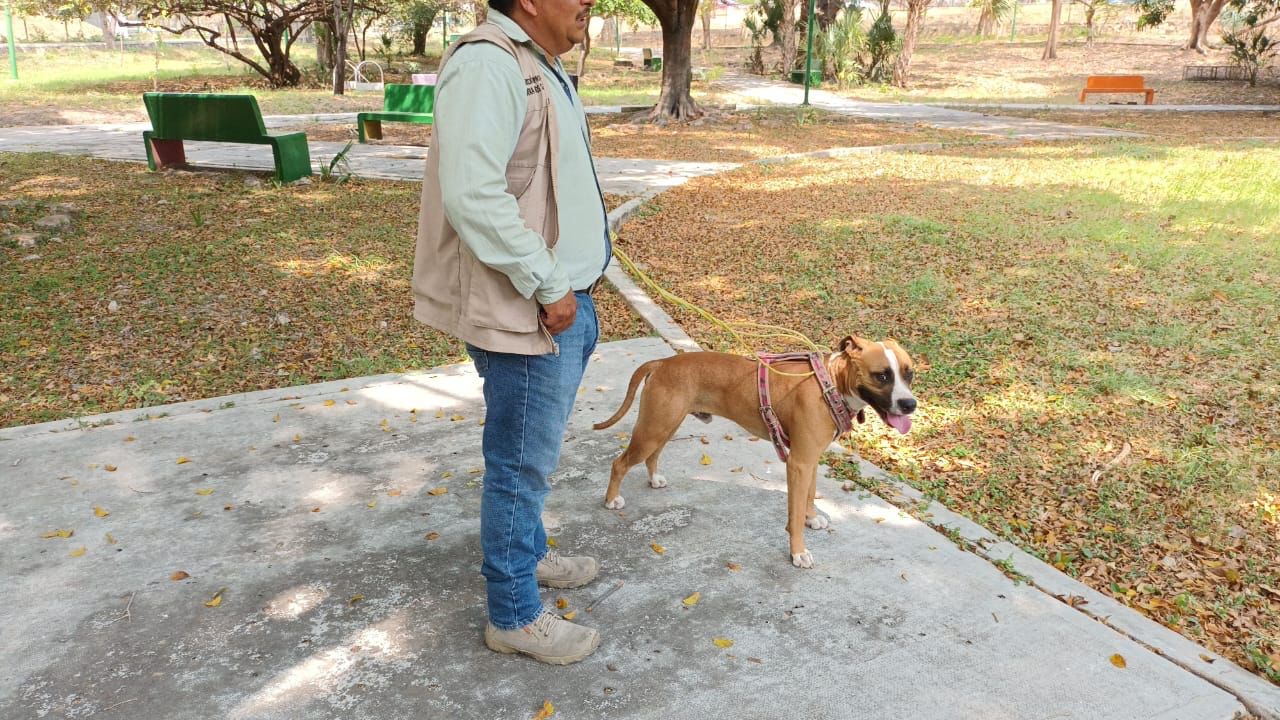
top-left (756, 352), bottom-right (859, 461)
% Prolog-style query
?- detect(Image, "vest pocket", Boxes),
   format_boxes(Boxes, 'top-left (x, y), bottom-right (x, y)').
top-left (462, 254), bottom-right (540, 333)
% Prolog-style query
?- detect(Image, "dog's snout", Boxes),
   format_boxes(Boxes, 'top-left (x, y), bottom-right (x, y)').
top-left (898, 397), bottom-right (917, 415)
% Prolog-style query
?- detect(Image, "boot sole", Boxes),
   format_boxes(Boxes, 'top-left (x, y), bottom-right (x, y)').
top-left (536, 574), bottom-right (597, 589)
top-left (485, 632), bottom-right (600, 665)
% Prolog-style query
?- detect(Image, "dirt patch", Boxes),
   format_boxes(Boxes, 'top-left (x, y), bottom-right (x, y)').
top-left (974, 109), bottom-right (1280, 139)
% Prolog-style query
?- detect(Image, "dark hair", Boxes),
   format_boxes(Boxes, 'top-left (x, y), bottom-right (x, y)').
top-left (488, 0), bottom-right (515, 16)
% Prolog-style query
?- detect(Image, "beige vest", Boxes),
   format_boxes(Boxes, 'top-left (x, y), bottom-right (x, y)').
top-left (412, 22), bottom-right (560, 355)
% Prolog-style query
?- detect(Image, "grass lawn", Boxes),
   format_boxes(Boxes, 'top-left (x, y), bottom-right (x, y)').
top-left (974, 110), bottom-right (1280, 139)
top-left (613, 139), bottom-right (1280, 680)
top-left (0, 153), bottom-right (650, 427)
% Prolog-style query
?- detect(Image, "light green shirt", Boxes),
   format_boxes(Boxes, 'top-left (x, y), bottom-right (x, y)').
top-left (434, 13), bottom-right (609, 305)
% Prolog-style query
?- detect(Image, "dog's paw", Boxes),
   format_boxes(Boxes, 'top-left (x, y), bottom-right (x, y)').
top-left (791, 550), bottom-right (815, 569)
top-left (648, 474), bottom-right (668, 489)
top-left (604, 495), bottom-right (626, 510)
top-left (806, 515), bottom-right (829, 530)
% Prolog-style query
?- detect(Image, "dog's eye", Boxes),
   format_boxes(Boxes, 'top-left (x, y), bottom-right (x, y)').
top-left (875, 371), bottom-right (891, 383)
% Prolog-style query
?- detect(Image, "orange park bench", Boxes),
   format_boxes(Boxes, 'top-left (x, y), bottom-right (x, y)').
top-left (142, 93), bottom-right (312, 183)
top-left (1079, 75), bottom-right (1156, 105)
top-left (357, 84), bottom-right (435, 143)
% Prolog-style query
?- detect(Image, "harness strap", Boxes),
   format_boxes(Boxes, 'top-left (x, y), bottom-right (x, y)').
top-left (757, 352), bottom-right (856, 462)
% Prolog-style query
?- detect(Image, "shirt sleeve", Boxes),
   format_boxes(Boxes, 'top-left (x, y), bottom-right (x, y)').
top-left (434, 44), bottom-right (571, 305)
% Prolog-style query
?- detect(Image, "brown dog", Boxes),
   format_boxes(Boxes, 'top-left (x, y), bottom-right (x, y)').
top-left (594, 336), bottom-right (916, 568)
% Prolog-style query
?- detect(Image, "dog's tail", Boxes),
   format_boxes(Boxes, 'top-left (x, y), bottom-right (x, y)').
top-left (593, 359), bottom-right (665, 430)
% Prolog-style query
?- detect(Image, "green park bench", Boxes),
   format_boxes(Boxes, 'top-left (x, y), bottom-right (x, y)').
top-left (356, 83), bottom-right (435, 143)
top-left (141, 93), bottom-right (313, 183)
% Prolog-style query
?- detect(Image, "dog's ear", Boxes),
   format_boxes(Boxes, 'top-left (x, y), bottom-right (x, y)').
top-left (839, 336), bottom-right (865, 355)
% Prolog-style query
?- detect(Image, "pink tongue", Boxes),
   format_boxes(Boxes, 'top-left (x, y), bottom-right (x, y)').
top-left (885, 414), bottom-right (912, 434)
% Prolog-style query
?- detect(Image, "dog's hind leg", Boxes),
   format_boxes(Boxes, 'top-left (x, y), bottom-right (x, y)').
top-left (603, 392), bottom-right (685, 510)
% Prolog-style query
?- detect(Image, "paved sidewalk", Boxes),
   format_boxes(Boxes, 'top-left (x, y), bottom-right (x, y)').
top-left (0, 121), bottom-right (736, 192)
top-left (3, 336), bottom-right (1277, 719)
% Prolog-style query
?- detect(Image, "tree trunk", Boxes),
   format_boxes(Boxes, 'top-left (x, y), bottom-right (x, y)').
top-left (577, 29), bottom-right (591, 77)
top-left (316, 22), bottom-right (334, 70)
top-left (649, 3), bottom-right (702, 122)
top-left (1085, 3), bottom-right (1096, 43)
top-left (781, 0), bottom-right (798, 71)
top-left (332, 0), bottom-right (351, 95)
top-left (892, 0), bottom-right (930, 87)
top-left (699, 4), bottom-right (712, 49)
top-left (413, 24), bottom-right (428, 55)
top-left (818, 0), bottom-right (842, 30)
top-left (101, 11), bottom-right (118, 49)
top-left (976, 5), bottom-right (995, 36)
top-left (1042, 0), bottom-right (1062, 60)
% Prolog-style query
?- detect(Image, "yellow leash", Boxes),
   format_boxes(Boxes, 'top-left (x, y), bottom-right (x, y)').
top-left (611, 244), bottom-right (824, 378)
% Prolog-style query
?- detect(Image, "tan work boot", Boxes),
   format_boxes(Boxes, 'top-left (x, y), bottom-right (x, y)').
top-left (536, 549), bottom-right (599, 589)
top-left (484, 609), bottom-right (600, 665)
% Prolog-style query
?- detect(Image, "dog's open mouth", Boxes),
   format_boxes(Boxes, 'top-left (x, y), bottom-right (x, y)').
top-left (875, 408), bottom-right (913, 435)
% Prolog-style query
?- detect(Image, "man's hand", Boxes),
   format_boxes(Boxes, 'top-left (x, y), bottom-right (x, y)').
top-left (539, 291), bottom-right (577, 335)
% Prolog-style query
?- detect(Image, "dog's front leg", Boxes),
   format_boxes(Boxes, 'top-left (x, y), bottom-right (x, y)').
top-left (785, 456), bottom-right (818, 568)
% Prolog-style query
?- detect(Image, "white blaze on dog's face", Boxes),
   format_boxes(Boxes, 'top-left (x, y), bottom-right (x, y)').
top-left (837, 336), bottom-right (917, 435)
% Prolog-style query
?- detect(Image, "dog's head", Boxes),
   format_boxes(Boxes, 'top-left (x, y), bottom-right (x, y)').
top-left (831, 335), bottom-right (917, 434)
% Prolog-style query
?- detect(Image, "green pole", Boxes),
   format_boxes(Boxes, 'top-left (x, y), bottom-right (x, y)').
top-left (1009, 0), bottom-right (1018, 40)
top-left (802, 0), bottom-right (816, 104)
top-left (614, 16), bottom-right (619, 55)
top-left (5, 0), bottom-right (17, 81)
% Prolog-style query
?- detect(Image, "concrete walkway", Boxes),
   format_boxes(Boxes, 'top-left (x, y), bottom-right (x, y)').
top-left (4, 336), bottom-right (1279, 719)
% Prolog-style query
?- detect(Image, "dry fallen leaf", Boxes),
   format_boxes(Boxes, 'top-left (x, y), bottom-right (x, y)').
top-left (713, 637), bottom-right (734, 648)
top-left (312, 507), bottom-right (321, 513)
top-left (562, 610), bottom-right (577, 621)
top-left (205, 589), bottom-right (225, 608)
top-left (104, 464), bottom-right (117, 472)
top-left (650, 542), bottom-right (665, 555)
top-left (105, 533), bottom-right (117, 545)
top-left (556, 598), bottom-right (569, 609)
top-left (69, 546), bottom-right (87, 557)
top-left (124, 436), bottom-right (136, 442)
top-left (388, 489), bottom-right (402, 497)
top-left (324, 399), bottom-right (336, 407)
top-left (177, 456), bottom-right (191, 465)
top-left (425, 531), bottom-right (440, 541)
top-left (435, 409), bottom-right (445, 418)
top-left (41, 529), bottom-right (74, 539)
top-left (547, 537), bottom-right (558, 547)
top-left (700, 453), bottom-right (712, 466)
top-left (428, 487), bottom-right (448, 496)
top-left (272, 414), bottom-right (280, 423)
top-left (94, 506), bottom-right (110, 518)
top-left (726, 562), bottom-right (742, 571)
top-left (533, 700), bottom-right (555, 720)
top-left (683, 591), bottom-right (702, 606)
top-left (1199, 653), bottom-right (1216, 663)
top-left (450, 414), bottom-right (466, 421)
top-left (1110, 654), bottom-right (1127, 669)
top-left (441, 471), bottom-right (454, 479)
top-left (195, 488), bottom-right (214, 496)
top-left (293, 434), bottom-right (302, 443)
top-left (367, 501), bottom-right (377, 509)
top-left (350, 594), bottom-right (364, 605)
top-left (171, 571), bottom-right (190, 581)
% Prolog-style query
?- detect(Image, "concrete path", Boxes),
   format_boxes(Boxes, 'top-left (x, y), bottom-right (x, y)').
top-left (3, 336), bottom-right (1277, 719)
top-left (713, 72), bottom-right (1144, 139)
top-left (927, 102), bottom-right (1280, 113)
top-left (0, 121), bottom-right (736, 192)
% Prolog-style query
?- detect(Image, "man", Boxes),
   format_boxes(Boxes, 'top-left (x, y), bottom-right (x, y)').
top-left (411, 0), bottom-right (610, 665)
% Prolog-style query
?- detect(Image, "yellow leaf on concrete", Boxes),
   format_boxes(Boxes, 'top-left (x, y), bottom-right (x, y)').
top-left (324, 399), bottom-right (336, 407)
top-left (124, 436), bottom-right (136, 442)
top-left (171, 571), bottom-right (190, 581)
top-left (533, 700), bottom-right (555, 720)
top-left (293, 434), bottom-right (302, 442)
top-left (650, 542), bottom-right (665, 555)
top-left (195, 488), bottom-right (214, 496)
top-left (367, 501), bottom-right (377, 509)
top-left (562, 611), bottom-right (577, 621)
top-left (41, 529), bottom-right (73, 539)
top-left (273, 414), bottom-right (280, 423)
top-left (350, 594), bottom-right (364, 605)
top-left (69, 546), bottom-right (87, 557)
top-left (425, 531), bottom-right (440, 541)
top-left (105, 533), bottom-right (117, 545)
top-left (388, 489), bottom-right (402, 497)
top-left (683, 592), bottom-right (701, 606)
top-left (1110, 654), bottom-right (1127, 668)
top-left (94, 506), bottom-right (109, 518)
top-left (177, 456), bottom-right (191, 465)
top-left (556, 598), bottom-right (569, 609)
top-left (428, 487), bottom-right (448, 496)
top-left (727, 562), bottom-right (742, 571)
top-left (713, 637), bottom-right (734, 648)
top-left (547, 537), bottom-right (558, 547)
top-left (435, 409), bottom-right (445, 418)
top-left (205, 589), bottom-right (225, 607)
top-left (450, 415), bottom-right (465, 421)
top-left (441, 472), bottom-right (453, 479)
top-left (700, 453), bottom-right (712, 465)
top-left (104, 465), bottom-right (117, 472)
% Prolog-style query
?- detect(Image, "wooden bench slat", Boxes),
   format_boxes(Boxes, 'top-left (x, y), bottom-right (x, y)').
top-left (1079, 75), bottom-right (1156, 105)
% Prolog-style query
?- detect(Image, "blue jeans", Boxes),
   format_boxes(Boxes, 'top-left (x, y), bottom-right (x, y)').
top-left (465, 292), bottom-right (599, 630)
